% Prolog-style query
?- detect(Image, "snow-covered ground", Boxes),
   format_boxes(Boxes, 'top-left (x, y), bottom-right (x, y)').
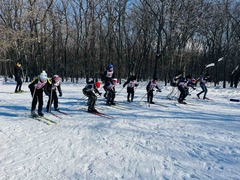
top-left (0, 77), bottom-right (240, 180)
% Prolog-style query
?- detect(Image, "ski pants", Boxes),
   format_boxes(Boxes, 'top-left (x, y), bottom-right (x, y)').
top-left (198, 83), bottom-right (207, 98)
top-left (15, 77), bottom-right (22, 92)
top-left (47, 90), bottom-right (58, 111)
top-left (83, 91), bottom-right (97, 110)
top-left (106, 89), bottom-right (115, 104)
top-left (147, 89), bottom-right (154, 103)
top-left (127, 87), bottom-right (134, 101)
top-left (178, 86), bottom-right (189, 102)
top-left (30, 88), bottom-right (43, 113)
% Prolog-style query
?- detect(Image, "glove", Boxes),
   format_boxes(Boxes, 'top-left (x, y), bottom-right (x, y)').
top-left (156, 89), bottom-right (162, 92)
top-left (99, 93), bottom-right (102, 96)
top-left (192, 87), bottom-right (196, 90)
top-left (59, 93), bottom-right (62, 97)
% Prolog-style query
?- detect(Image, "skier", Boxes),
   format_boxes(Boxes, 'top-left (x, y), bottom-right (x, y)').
top-left (14, 62), bottom-right (24, 93)
top-left (105, 78), bottom-right (118, 105)
top-left (101, 64), bottom-right (117, 105)
top-left (82, 79), bottom-right (102, 112)
top-left (123, 75), bottom-right (139, 102)
top-left (28, 70), bottom-right (51, 116)
top-left (46, 75), bottom-right (63, 112)
top-left (178, 75), bottom-right (196, 104)
top-left (146, 78), bottom-right (161, 104)
top-left (196, 72), bottom-right (211, 99)
top-left (167, 71), bottom-right (182, 99)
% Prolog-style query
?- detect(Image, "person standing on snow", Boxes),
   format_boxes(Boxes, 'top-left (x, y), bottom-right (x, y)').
top-left (105, 78), bottom-right (118, 105)
top-left (101, 64), bottom-right (117, 105)
top-left (14, 62), bottom-right (24, 93)
top-left (46, 75), bottom-right (63, 112)
top-left (197, 72), bottom-right (211, 100)
top-left (167, 71), bottom-right (182, 99)
top-left (82, 79), bottom-right (102, 112)
top-left (146, 78), bottom-right (161, 104)
top-left (177, 75), bottom-right (196, 104)
top-left (123, 75), bottom-right (139, 102)
top-left (28, 70), bottom-right (51, 116)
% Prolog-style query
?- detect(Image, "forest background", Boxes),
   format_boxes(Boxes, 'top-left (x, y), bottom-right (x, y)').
top-left (0, 0), bottom-right (239, 87)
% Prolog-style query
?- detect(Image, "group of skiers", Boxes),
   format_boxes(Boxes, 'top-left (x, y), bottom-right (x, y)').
top-left (13, 62), bottom-right (212, 116)
top-left (28, 70), bottom-right (62, 117)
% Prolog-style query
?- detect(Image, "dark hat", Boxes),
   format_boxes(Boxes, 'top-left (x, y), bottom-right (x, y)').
top-left (186, 75), bottom-right (192, 79)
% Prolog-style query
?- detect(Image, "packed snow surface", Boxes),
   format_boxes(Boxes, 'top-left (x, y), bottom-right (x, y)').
top-left (0, 78), bottom-right (240, 179)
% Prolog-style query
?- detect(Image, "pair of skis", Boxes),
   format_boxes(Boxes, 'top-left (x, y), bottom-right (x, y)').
top-left (79, 108), bottom-right (113, 119)
top-left (32, 115), bottom-right (57, 126)
top-left (32, 110), bottom-right (69, 125)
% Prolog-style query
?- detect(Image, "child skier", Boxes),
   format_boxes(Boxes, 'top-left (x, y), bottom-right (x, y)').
top-left (177, 75), bottom-right (196, 104)
top-left (28, 70), bottom-right (51, 116)
top-left (197, 72), bottom-right (210, 100)
top-left (167, 71), bottom-right (182, 99)
top-left (146, 78), bottom-right (161, 104)
top-left (82, 79), bottom-right (101, 112)
top-left (46, 75), bottom-right (63, 112)
top-left (123, 75), bottom-right (139, 102)
top-left (101, 64), bottom-right (116, 99)
top-left (105, 78), bottom-right (118, 105)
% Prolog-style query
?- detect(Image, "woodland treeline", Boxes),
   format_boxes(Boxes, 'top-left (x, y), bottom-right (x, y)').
top-left (0, 0), bottom-right (239, 87)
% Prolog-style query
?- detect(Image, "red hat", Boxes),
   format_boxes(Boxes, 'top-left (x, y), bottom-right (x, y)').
top-left (95, 81), bottom-right (101, 88)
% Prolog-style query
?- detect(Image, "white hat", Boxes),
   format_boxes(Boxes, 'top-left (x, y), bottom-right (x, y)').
top-left (40, 70), bottom-right (47, 81)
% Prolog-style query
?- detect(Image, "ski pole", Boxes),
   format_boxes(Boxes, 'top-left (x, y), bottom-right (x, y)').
top-left (48, 88), bottom-right (53, 112)
top-left (69, 96), bottom-right (87, 108)
top-left (153, 91), bottom-right (158, 97)
top-left (116, 87), bottom-right (124, 95)
top-left (137, 89), bottom-right (151, 104)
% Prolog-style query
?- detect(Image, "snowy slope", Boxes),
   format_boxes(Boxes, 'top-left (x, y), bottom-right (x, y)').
top-left (0, 78), bottom-right (240, 180)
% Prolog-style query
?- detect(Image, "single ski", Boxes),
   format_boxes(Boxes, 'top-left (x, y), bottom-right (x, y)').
top-left (49, 112), bottom-right (63, 119)
top-left (149, 103), bottom-right (168, 107)
top-left (56, 110), bottom-right (69, 115)
top-left (108, 104), bottom-right (130, 110)
top-left (175, 102), bottom-right (198, 107)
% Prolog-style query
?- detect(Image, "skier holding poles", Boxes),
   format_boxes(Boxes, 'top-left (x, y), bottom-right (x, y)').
top-left (177, 74), bottom-right (196, 104)
top-left (101, 64), bottom-right (117, 105)
top-left (146, 78), bottom-right (161, 104)
top-left (28, 70), bottom-right (51, 116)
top-left (167, 70), bottom-right (182, 100)
top-left (82, 79), bottom-right (101, 112)
top-left (123, 75), bottom-right (139, 102)
top-left (46, 75), bottom-right (63, 112)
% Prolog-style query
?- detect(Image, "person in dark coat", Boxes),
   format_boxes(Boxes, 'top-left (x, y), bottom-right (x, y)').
top-left (14, 62), bottom-right (24, 93)
top-left (46, 75), bottom-right (63, 112)
top-left (28, 70), bottom-right (51, 116)
top-left (177, 75), bottom-right (196, 104)
top-left (82, 79), bottom-right (101, 112)
top-left (123, 75), bottom-right (138, 102)
top-left (146, 78), bottom-right (161, 104)
top-left (167, 71), bottom-right (182, 99)
top-left (197, 73), bottom-right (210, 99)
top-left (105, 78), bottom-right (118, 105)
top-left (101, 64), bottom-right (117, 105)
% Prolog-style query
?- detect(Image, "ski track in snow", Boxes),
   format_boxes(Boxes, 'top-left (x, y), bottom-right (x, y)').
top-left (0, 78), bottom-right (240, 179)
